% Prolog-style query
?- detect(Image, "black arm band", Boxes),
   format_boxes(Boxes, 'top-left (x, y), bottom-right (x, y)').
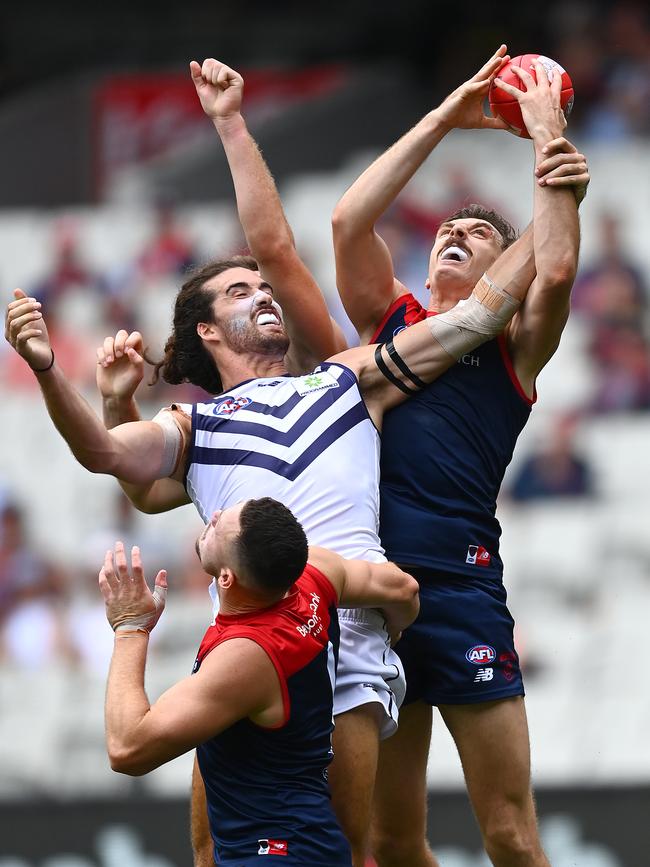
top-left (385, 339), bottom-right (428, 390)
top-left (374, 344), bottom-right (418, 395)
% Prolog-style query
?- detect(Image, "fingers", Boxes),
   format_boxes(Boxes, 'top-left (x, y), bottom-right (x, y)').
top-left (152, 571), bottom-right (168, 611)
top-left (473, 45), bottom-right (509, 82)
top-left (114, 540), bottom-right (130, 582)
top-left (5, 297), bottom-right (43, 344)
top-left (492, 76), bottom-right (522, 99)
top-left (541, 136), bottom-right (577, 156)
top-left (131, 545), bottom-right (146, 587)
top-left (96, 331), bottom-right (143, 366)
top-left (102, 549), bottom-right (119, 590)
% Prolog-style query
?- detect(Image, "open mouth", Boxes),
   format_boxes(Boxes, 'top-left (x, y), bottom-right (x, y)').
top-left (439, 244), bottom-right (470, 263)
top-left (255, 311), bottom-right (281, 326)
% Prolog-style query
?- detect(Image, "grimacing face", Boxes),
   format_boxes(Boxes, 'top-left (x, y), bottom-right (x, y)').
top-left (195, 501), bottom-right (246, 576)
top-left (204, 267), bottom-right (289, 356)
top-left (428, 218), bottom-right (504, 295)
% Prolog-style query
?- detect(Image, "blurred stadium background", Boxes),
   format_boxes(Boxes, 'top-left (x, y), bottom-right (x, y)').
top-left (0, 1), bottom-right (649, 864)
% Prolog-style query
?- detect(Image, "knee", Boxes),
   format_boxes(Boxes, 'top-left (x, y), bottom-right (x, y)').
top-left (371, 829), bottom-right (431, 867)
top-left (482, 811), bottom-right (543, 864)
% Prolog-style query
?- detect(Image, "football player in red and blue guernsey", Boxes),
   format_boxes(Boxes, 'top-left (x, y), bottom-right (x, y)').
top-left (99, 497), bottom-right (419, 867)
top-left (332, 47), bottom-right (588, 867)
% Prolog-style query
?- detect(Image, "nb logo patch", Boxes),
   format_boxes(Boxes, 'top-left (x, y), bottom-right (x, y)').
top-left (474, 668), bottom-right (494, 683)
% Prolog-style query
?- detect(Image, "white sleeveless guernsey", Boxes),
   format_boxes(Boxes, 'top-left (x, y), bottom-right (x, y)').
top-left (181, 362), bottom-right (385, 563)
top-left (174, 361), bottom-right (405, 735)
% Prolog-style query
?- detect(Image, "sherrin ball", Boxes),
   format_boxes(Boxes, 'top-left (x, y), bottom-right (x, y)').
top-left (489, 54), bottom-right (574, 139)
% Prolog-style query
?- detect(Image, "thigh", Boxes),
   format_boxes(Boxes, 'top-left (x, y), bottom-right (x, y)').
top-left (371, 701), bottom-right (433, 841)
top-left (440, 697), bottom-right (537, 828)
top-left (399, 573), bottom-right (524, 706)
top-left (330, 704), bottom-right (381, 852)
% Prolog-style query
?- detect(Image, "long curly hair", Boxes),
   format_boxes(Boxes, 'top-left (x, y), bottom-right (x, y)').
top-left (151, 255), bottom-right (258, 394)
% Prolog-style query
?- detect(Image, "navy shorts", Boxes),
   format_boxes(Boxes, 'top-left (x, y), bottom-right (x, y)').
top-left (396, 567), bottom-right (524, 706)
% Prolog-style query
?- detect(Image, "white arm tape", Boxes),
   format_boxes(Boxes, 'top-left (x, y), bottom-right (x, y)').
top-left (151, 409), bottom-right (183, 478)
top-left (428, 273), bottom-right (521, 360)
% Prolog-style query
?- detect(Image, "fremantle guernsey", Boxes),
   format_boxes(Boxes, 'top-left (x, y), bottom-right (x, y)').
top-left (178, 362), bottom-right (384, 564)
top-left (372, 293), bottom-right (534, 578)
top-left (194, 564), bottom-right (352, 866)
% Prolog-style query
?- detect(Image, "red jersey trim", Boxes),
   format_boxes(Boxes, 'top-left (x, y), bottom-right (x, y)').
top-left (301, 562), bottom-right (339, 607)
top-left (497, 334), bottom-right (537, 406)
top-left (370, 294), bottom-right (411, 344)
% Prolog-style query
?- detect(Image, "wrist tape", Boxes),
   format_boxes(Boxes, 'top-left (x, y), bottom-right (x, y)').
top-left (428, 273), bottom-right (520, 360)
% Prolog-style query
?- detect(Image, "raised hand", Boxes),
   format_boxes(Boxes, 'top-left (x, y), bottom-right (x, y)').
top-left (436, 45), bottom-right (511, 132)
top-left (99, 541), bottom-right (167, 634)
top-left (96, 329), bottom-right (145, 401)
top-left (535, 137), bottom-right (589, 205)
top-left (4, 289), bottom-right (53, 371)
top-left (493, 58), bottom-right (566, 142)
top-left (190, 58), bottom-right (244, 122)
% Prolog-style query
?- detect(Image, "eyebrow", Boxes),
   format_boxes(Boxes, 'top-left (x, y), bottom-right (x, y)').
top-left (225, 280), bottom-right (274, 293)
top-left (438, 221), bottom-right (497, 234)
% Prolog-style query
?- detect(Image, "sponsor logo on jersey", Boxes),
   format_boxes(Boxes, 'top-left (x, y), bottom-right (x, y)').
top-left (466, 544), bottom-right (491, 566)
top-left (296, 592), bottom-right (324, 638)
top-left (213, 396), bottom-right (252, 416)
top-left (466, 644), bottom-right (497, 665)
top-left (257, 380), bottom-right (283, 387)
top-left (460, 353), bottom-right (480, 367)
top-left (474, 667), bottom-right (494, 683)
top-left (293, 370), bottom-right (340, 396)
top-left (392, 325), bottom-right (407, 337)
top-left (258, 838), bottom-right (289, 856)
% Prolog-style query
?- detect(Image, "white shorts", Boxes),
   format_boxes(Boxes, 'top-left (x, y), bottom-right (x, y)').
top-left (334, 607), bottom-right (406, 740)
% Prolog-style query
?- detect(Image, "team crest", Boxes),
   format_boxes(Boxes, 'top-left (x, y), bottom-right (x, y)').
top-left (293, 370), bottom-right (340, 396)
top-left (213, 396), bottom-right (252, 416)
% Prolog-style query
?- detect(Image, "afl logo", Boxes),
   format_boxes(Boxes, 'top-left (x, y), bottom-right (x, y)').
top-left (214, 396), bottom-right (251, 416)
top-left (466, 644), bottom-right (496, 665)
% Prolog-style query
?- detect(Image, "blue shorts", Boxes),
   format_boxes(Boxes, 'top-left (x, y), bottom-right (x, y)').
top-left (396, 568), bottom-right (524, 706)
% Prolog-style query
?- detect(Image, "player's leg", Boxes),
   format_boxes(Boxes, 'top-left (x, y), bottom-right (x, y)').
top-left (370, 700), bottom-right (440, 867)
top-left (332, 609), bottom-right (405, 866)
top-left (439, 697), bottom-right (549, 867)
top-left (329, 703), bottom-right (381, 867)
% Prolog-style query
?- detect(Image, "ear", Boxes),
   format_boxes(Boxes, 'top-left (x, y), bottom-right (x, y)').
top-left (218, 567), bottom-right (236, 590)
top-left (197, 321), bottom-right (219, 341)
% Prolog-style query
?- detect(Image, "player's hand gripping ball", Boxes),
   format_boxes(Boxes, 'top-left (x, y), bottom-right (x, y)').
top-left (489, 54), bottom-right (574, 138)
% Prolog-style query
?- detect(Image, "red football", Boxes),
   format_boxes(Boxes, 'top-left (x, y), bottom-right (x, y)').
top-left (489, 54), bottom-right (574, 139)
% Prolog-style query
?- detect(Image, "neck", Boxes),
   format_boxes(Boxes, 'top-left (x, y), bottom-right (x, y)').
top-left (214, 347), bottom-right (289, 392)
top-left (219, 585), bottom-right (284, 617)
top-left (428, 278), bottom-right (474, 313)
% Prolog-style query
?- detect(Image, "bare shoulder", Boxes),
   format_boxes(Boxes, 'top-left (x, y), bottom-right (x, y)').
top-left (306, 547), bottom-right (343, 596)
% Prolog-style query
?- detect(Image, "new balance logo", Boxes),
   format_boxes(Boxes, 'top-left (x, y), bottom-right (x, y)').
top-left (474, 668), bottom-right (494, 683)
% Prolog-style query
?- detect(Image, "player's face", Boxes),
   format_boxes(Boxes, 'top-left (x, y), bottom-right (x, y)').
top-left (196, 501), bottom-right (246, 575)
top-left (205, 267), bottom-right (289, 355)
top-left (428, 219), bottom-right (504, 294)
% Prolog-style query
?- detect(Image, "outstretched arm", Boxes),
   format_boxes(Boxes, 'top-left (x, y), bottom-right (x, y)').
top-left (5, 293), bottom-right (179, 484)
top-left (98, 330), bottom-right (191, 513)
top-left (101, 544), bottom-right (275, 776)
top-left (308, 547), bottom-right (420, 639)
top-left (332, 45), bottom-right (510, 341)
top-left (191, 59), bottom-right (346, 371)
top-left (494, 61), bottom-right (583, 390)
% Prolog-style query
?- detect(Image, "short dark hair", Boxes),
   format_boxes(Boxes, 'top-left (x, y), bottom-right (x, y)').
top-left (235, 498), bottom-right (308, 596)
top-left (152, 255), bottom-right (259, 394)
top-left (444, 204), bottom-right (518, 249)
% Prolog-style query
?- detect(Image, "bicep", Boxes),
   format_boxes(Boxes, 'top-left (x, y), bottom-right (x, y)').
top-left (333, 226), bottom-right (404, 342)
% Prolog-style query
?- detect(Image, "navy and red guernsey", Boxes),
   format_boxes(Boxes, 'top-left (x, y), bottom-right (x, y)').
top-left (373, 293), bottom-right (534, 578)
top-left (193, 564), bottom-right (351, 867)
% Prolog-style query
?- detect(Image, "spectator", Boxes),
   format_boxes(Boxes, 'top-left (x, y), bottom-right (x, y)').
top-left (509, 415), bottom-right (595, 501)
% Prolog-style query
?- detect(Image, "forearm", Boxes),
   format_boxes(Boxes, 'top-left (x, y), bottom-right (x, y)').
top-left (214, 113), bottom-right (294, 259)
top-left (487, 224), bottom-right (535, 304)
top-left (532, 139), bottom-right (579, 290)
top-left (103, 396), bottom-right (141, 429)
top-left (191, 756), bottom-right (214, 866)
top-left (333, 109), bottom-right (450, 233)
top-left (105, 633), bottom-right (152, 774)
top-left (36, 363), bottom-right (121, 473)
